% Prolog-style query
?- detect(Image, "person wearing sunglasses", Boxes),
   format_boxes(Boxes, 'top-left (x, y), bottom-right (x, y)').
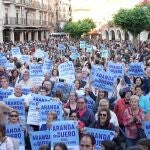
top-left (90, 108), bottom-right (117, 131)
top-left (8, 110), bottom-right (20, 124)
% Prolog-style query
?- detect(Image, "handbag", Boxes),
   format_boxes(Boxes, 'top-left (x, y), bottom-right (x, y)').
top-left (137, 127), bottom-right (146, 140)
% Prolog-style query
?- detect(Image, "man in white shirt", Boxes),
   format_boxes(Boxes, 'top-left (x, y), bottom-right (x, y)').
top-left (8, 84), bottom-right (29, 107)
top-left (95, 98), bottom-right (119, 127)
top-left (18, 69), bottom-right (33, 87)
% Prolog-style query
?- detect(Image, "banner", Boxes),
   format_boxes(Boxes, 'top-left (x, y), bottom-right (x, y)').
top-left (58, 61), bottom-right (75, 83)
top-left (4, 98), bottom-right (26, 124)
top-left (91, 65), bottom-right (103, 80)
top-left (39, 101), bottom-right (62, 126)
top-left (22, 87), bottom-right (31, 95)
top-left (91, 70), bottom-right (115, 92)
top-left (101, 49), bottom-right (109, 58)
top-left (85, 95), bottom-right (95, 111)
top-left (80, 41), bottom-right (86, 49)
top-left (86, 127), bottom-right (115, 150)
top-left (20, 55), bottom-right (30, 63)
top-left (29, 64), bottom-right (43, 77)
top-left (128, 62), bottom-right (144, 77)
top-left (143, 121), bottom-right (150, 139)
top-left (34, 49), bottom-right (45, 58)
top-left (58, 44), bottom-right (66, 51)
top-left (6, 124), bottom-right (25, 150)
top-left (69, 46), bottom-right (77, 51)
top-left (86, 45), bottom-right (93, 53)
top-left (0, 89), bottom-right (13, 100)
top-left (50, 121), bottom-right (79, 150)
top-left (43, 58), bottom-right (53, 74)
top-left (108, 62), bottom-right (125, 77)
top-left (30, 131), bottom-right (51, 150)
top-left (70, 52), bottom-right (80, 60)
top-left (0, 56), bottom-right (8, 67)
top-left (27, 94), bottom-right (53, 125)
top-left (4, 62), bottom-right (15, 70)
top-left (11, 47), bottom-right (21, 58)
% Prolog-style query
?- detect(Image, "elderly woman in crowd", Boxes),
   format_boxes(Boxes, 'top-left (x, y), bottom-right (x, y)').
top-left (123, 95), bottom-right (144, 148)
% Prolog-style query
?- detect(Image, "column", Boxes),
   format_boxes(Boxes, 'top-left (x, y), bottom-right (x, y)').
top-left (10, 28), bottom-right (14, 43)
top-left (20, 32), bottom-right (24, 42)
top-left (41, 31), bottom-right (44, 41)
top-left (46, 31), bottom-right (49, 40)
top-left (34, 31), bottom-right (38, 41)
top-left (28, 32), bottom-right (31, 41)
top-left (0, 27), bottom-right (3, 43)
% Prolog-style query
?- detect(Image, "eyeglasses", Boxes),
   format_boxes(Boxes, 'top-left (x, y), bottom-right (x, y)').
top-left (80, 144), bottom-right (91, 148)
top-left (100, 113), bottom-right (107, 117)
top-left (10, 115), bottom-right (18, 118)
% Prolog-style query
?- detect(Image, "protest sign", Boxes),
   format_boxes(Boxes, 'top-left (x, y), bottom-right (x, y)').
top-left (58, 44), bottom-right (66, 51)
top-left (85, 95), bottom-right (95, 111)
top-left (128, 62), bottom-right (144, 77)
top-left (43, 58), bottom-right (53, 74)
top-left (22, 87), bottom-right (31, 95)
top-left (11, 47), bottom-right (21, 58)
top-left (58, 61), bottom-right (75, 83)
top-left (70, 52), bottom-right (80, 60)
top-left (4, 62), bottom-right (15, 70)
top-left (6, 124), bottom-right (25, 150)
top-left (50, 121), bottom-right (79, 150)
top-left (0, 89), bottom-right (13, 100)
top-left (20, 55), bottom-right (30, 63)
top-left (91, 65), bottom-right (103, 80)
top-left (69, 46), bottom-right (77, 51)
top-left (86, 45), bottom-right (93, 53)
top-left (108, 62), bottom-right (125, 77)
top-left (39, 101), bottom-right (62, 126)
top-left (30, 131), bottom-right (51, 150)
top-left (86, 127), bottom-right (115, 150)
top-left (0, 56), bottom-right (8, 67)
top-left (4, 98), bottom-right (26, 124)
top-left (80, 41), bottom-right (86, 49)
top-left (31, 76), bottom-right (44, 87)
top-left (29, 64), bottom-right (43, 77)
top-left (27, 94), bottom-right (53, 125)
top-left (34, 48), bottom-right (45, 58)
top-left (143, 121), bottom-right (150, 139)
top-left (101, 49), bottom-right (109, 58)
top-left (91, 70), bottom-right (115, 92)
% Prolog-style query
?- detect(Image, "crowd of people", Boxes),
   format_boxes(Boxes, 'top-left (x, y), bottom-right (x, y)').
top-left (0, 37), bottom-right (150, 150)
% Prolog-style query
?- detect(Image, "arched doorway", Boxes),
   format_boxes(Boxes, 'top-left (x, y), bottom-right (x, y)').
top-left (117, 30), bottom-right (121, 41)
top-left (110, 30), bottom-right (115, 40)
top-left (104, 30), bottom-right (109, 40)
top-left (125, 32), bottom-right (129, 40)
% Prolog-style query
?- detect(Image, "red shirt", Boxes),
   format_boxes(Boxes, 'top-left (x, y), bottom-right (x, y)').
top-left (114, 98), bottom-right (130, 126)
top-left (123, 107), bottom-right (144, 139)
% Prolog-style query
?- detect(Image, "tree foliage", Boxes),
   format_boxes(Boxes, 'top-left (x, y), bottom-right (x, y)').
top-left (63, 18), bottom-right (96, 38)
top-left (113, 5), bottom-right (150, 37)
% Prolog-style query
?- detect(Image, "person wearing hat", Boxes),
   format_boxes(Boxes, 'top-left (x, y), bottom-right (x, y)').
top-left (137, 138), bottom-right (150, 150)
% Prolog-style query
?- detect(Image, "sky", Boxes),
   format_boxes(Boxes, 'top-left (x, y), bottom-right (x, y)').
top-left (71, 0), bottom-right (140, 23)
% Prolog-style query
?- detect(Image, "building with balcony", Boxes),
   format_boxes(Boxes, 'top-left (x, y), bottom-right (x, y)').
top-left (0, 0), bottom-right (57, 43)
top-left (56, 0), bottom-right (71, 31)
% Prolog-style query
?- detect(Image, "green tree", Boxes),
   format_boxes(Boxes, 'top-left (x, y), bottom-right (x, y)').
top-left (113, 5), bottom-right (150, 46)
top-left (63, 18), bottom-right (96, 38)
